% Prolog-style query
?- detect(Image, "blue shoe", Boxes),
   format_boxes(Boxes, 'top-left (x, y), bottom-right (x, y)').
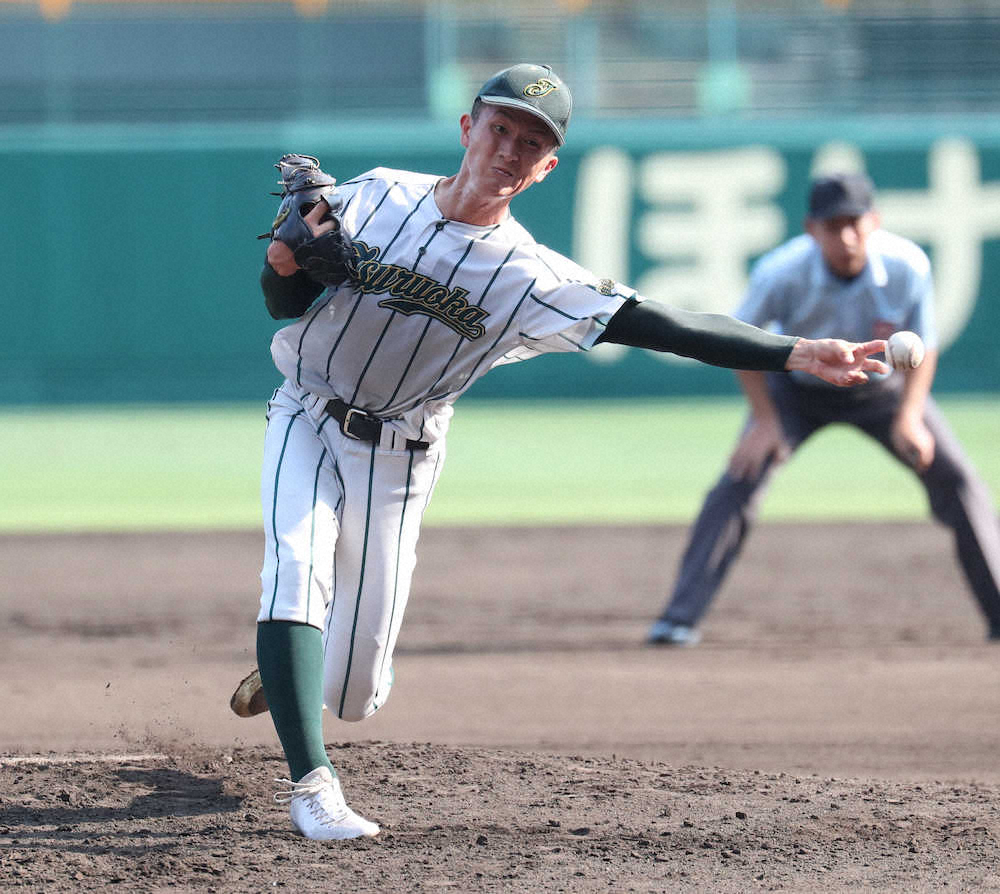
top-left (647, 619), bottom-right (701, 647)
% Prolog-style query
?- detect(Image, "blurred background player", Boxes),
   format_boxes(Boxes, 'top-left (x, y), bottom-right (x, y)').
top-left (648, 173), bottom-right (1000, 647)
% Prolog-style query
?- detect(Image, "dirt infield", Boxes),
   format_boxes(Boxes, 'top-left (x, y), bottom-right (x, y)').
top-left (3, 523), bottom-right (1000, 891)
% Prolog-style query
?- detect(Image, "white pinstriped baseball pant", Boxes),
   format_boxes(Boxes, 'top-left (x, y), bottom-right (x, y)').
top-left (257, 381), bottom-right (445, 721)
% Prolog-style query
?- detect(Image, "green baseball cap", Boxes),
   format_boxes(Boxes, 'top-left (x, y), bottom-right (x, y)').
top-left (475, 63), bottom-right (573, 146)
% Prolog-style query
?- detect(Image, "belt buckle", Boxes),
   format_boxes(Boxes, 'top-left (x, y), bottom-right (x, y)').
top-left (341, 407), bottom-right (366, 440)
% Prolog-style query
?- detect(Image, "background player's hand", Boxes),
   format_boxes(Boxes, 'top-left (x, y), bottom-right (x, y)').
top-left (891, 409), bottom-right (935, 472)
top-left (728, 416), bottom-right (790, 480)
top-left (786, 338), bottom-right (889, 386)
top-left (266, 199), bottom-right (340, 276)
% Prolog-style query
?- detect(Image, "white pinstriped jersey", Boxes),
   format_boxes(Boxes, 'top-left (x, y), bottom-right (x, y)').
top-left (270, 167), bottom-right (633, 443)
top-left (735, 230), bottom-right (937, 387)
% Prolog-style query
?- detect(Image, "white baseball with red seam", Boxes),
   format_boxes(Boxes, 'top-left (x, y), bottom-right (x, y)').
top-left (885, 330), bottom-right (925, 371)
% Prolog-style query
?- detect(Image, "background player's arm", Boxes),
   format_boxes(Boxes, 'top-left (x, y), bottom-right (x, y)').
top-left (892, 348), bottom-right (938, 471)
top-left (598, 298), bottom-right (887, 386)
top-left (728, 370), bottom-right (791, 480)
top-left (887, 247), bottom-right (938, 471)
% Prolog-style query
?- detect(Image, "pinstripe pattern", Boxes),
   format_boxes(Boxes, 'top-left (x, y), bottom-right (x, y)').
top-left (374, 447), bottom-right (415, 705)
top-left (291, 181), bottom-right (392, 387)
top-left (530, 246), bottom-right (563, 282)
top-left (261, 162), bottom-right (632, 730)
top-left (322, 453), bottom-right (347, 666)
top-left (420, 242), bottom-right (516, 407)
top-left (348, 222), bottom-right (443, 403)
top-left (269, 168), bottom-right (627, 446)
top-left (352, 181), bottom-right (397, 241)
top-left (322, 292), bottom-right (366, 383)
top-left (520, 329), bottom-right (588, 350)
top-left (303, 448), bottom-right (327, 622)
top-left (421, 447), bottom-right (444, 516)
top-left (294, 296), bottom-right (334, 388)
top-left (443, 278), bottom-right (537, 403)
top-left (528, 292), bottom-right (585, 321)
top-left (337, 440), bottom-right (378, 718)
top-left (373, 229), bottom-right (479, 412)
top-left (320, 185), bottom-right (435, 388)
top-left (266, 409), bottom-right (305, 620)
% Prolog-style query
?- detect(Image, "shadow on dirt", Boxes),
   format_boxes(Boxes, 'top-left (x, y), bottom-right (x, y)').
top-left (1, 764), bottom-right (242, 847)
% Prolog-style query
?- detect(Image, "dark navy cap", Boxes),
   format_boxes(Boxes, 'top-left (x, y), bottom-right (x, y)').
top-left (808, 173), bottom-right (875, 219)
top-left (475, 63), bottom-right (572, 146)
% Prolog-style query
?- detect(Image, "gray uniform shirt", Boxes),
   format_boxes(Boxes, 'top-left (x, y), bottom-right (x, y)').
top-left (734, 230), bottom-right (937, 387)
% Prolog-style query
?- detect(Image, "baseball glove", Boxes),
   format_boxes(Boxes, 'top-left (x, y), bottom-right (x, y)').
top-left (258, 153), bottom-right (354, 286)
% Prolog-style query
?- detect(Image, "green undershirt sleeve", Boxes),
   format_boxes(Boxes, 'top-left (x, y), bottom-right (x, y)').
top-left (261, 263), bottom-right (325, 320)
top-left (597, 298), bottom-right (798, 372)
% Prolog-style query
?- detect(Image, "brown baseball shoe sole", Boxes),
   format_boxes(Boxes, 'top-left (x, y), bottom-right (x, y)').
top-left (229, 668), bottom-right (269, 718)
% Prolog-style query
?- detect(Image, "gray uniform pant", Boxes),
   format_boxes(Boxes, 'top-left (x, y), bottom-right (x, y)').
top-left (659, 374), bottom-right (1000, 634)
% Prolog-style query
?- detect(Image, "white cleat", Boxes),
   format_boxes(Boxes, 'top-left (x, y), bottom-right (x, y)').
top-left (274, 766), bottom-right (380, 841)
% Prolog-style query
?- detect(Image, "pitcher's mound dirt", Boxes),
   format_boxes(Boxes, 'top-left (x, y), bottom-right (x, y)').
top-left (3, 523), bottom-right (1000, 891)
top-left (4, 742), bottom-right (1000, 892)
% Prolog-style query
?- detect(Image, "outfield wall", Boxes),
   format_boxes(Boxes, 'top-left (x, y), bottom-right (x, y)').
top-left (4, 118), bottom-right (1000, 404)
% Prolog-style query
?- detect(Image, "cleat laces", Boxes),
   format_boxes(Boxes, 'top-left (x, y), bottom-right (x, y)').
top-left (274, 776), bottom-right (351, 827)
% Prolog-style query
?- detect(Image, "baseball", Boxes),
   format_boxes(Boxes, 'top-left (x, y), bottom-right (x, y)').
top-left (885, 330), bottom-right (925, 371)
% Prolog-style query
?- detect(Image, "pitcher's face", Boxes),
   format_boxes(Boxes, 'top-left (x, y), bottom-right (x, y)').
top-left (459, 105), bottom-right (559, 200)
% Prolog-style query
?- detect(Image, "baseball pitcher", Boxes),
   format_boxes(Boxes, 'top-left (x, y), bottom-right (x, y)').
top-left (234, 64), bottom-right (890, 840)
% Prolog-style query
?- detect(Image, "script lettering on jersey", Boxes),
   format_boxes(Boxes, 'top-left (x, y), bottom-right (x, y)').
top-left (350, 241), bottom-right (489, 340)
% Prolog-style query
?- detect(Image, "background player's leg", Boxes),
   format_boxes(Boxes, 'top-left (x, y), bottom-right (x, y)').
top-left (655, 462), bottom-right (777, 634)
top-left (918, 400), bottom-right (1000, 633)
top-left (320, 438), bottom-right (445, 722)
top-left (862, 395), bottom-right (1000, 635)
top-left (651, 377), bottom-right (820, 642)
top-left (257, 385), bottom-right (340, 781)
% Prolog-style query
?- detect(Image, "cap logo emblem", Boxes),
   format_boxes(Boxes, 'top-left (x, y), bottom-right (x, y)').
top-left (597, 278), bottom-right (615, 296)
top-left (523, 78), bottom-right (557, 98)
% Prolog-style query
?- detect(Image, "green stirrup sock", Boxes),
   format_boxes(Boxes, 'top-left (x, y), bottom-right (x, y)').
top-left (256, 621), bottom-right (334, 782)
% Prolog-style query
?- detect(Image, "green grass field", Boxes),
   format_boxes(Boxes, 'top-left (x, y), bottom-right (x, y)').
top-left (2, 396), bottom-right (998, 533)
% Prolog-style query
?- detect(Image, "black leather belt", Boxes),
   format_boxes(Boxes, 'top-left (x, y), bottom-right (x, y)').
top-left (325, 398), bottom-right (429, 451)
